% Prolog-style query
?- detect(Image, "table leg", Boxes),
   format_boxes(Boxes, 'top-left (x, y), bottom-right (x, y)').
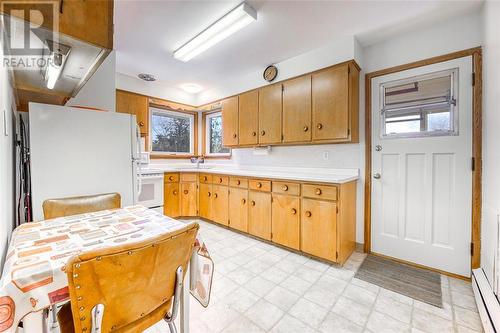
top-left (180, 264), bottom-right (190, 333)
top-left (22, 311), bottom-right (47, 333)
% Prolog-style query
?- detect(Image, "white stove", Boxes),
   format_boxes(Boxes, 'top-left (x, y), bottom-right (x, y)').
top-left (137, 167), bottom-right (164, 213)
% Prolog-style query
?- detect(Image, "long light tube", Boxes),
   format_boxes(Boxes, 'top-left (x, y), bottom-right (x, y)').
top-left (174, 3), bottom-right (256, 62)
top-left (45, 57), bottom-right (62, 89)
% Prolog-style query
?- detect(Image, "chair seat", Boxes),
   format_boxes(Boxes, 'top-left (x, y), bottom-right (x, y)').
top-left (57, 302), bottom-right (75, 333)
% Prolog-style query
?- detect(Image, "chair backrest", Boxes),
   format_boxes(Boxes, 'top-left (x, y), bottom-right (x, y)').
top-left (65, 222), bottom-right (199, 333)
top-left (42, 193), bottom-right (121, 219)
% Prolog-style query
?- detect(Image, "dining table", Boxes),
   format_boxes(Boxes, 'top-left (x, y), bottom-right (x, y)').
top-left (0, 205), bottom-right (214, 333)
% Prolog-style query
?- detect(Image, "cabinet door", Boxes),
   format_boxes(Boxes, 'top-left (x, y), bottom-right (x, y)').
top-left (212, 185), bottom-right (229, 225)
top-left (222, 96), bottom-right (239, 146)
top-left (248, 191), bottom-right (272, 240)
top-left (229, 188), bottom-right (248, 232)
top-left (116, 90), bottom-right (149, 136)
top-left (239, 90), bottom-right (259, 145)
top-left (283, 75), bottom-right (312, 143)
top-left (180, 182), bottom-right (197, 216)
top-left (164, 183), bottom-right (179, 217)
top-left (301, 199), bottom-right (337, 261)
top-left (258, 84), bottom-right (282, 144)
top-left (312, 65), bottom-right (349, 141)
top-left (271, 194), bottom-right (300, 250)
top-left (199, 183), bottom-right (212, 220)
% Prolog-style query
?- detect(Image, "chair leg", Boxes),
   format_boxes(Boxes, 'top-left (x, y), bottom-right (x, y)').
top-left (50, 305), bottom-right (58, 329)
top-left (164, 266), bottom-right (183, 332)
top-left (167, 321), bottom-right (177, 333)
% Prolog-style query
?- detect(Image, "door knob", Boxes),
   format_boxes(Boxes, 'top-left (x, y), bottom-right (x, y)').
top-left (375, 145), bottom-right (382, 152)
top-left (303, 125), bottom-right (309, 132)
top-left (261, 130), bottom-right (266, 136)
top-left (252, 131), bottom-right (257, 136)
top-left (373, 173), bottom-right (381, 179)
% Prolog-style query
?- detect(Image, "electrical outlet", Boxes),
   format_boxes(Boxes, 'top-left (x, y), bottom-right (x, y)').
top-left (323, 151), bottom-right (329, 160)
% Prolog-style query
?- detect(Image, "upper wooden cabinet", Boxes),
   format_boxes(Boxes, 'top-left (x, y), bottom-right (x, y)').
top-left (222, 96), bottom-right (239, 147)
top-left (312, 63), bottom-right (358, 142)
top-left (59, 0), bottom-right (114, 49)
top-left (238, 90), bottom-right (259, 146)
top-left (283, 75), bottom-right (312, 143)
top-left (258, 84), bottom-right (282, 145)
top-left (219, 60), bottom-right (359, 148)
top-left (116, 90), bottom-right (149, 136)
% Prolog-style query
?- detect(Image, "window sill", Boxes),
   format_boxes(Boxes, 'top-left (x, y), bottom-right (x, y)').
top-left (150, 154), bottom-right (196, 159)
top-left (202, 155), bottom-right (232, 160)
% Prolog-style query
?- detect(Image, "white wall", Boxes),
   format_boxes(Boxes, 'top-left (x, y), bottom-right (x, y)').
top-left (480, 1), bottom-right (500, 283)
top-left (66, 51), bottom-right (117, 111)
top-left (0, 40), bottom-right (17, 270)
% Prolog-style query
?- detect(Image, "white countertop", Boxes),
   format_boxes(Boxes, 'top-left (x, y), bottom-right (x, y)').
top-left (143, 164), bottom-right (359, 184)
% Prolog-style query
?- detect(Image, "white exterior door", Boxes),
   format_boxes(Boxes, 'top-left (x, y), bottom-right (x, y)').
top-left (371, 57), bottom-right (473, 277)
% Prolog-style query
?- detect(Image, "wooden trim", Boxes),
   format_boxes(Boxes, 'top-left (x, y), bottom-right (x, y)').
top-left (148, 107), bottom-right (199, 159)
top-left (116, 89), bottom-right (198, 110)
top-left (201, 110), bottom-right (232, 159)
top-left (364, 47), bottom-right (483, 273)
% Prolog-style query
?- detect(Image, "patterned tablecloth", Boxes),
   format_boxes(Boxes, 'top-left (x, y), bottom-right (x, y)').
top-left (0, 206), bottom-right (214, 333)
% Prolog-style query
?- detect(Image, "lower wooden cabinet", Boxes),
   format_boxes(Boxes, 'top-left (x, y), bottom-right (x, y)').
top-left (248, 191), bottom-right (272, 240)
top-left (212, 185), bottom-right (229, 226)
top-left (228, 188), bottom-right (248, 232)
top-left (199, 183), bottom-right (212, 220)
top-left (180, 182), bottom-right (197, 216)
top-left (301, 198), bottom-right (337, 261)
top-left (271, 194), bottom-right (300, 250)
top-left (164, 182), bottom-right (179, 218)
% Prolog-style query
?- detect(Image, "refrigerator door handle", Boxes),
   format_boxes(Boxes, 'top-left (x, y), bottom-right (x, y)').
top-left (135, 122), bottom-right (142, 197)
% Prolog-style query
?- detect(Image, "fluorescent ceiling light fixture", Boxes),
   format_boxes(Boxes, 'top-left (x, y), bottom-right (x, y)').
top-left (174, 2), bottom-right (257, 62)
top-left (42, 40), bottom-right (71, 90)
top-left (180, 83), bottom-right (204, 94)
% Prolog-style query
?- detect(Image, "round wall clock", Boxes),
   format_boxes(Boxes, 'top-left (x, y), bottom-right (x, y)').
top-left (263, 65), bottom-right (278, 82)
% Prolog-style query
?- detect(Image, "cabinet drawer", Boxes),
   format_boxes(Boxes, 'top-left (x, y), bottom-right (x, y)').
top-left (199, 174), bottom-right (212, 184)
top-left (302, 184), bottom-right (337, 201)
top-left (272, 181), bottom-right (300, 196)
top-left (180, 173), bottom-right (197, 182)
top-left (249, 179), bottom-right (271, 192)
top-left (229, 177), bottom-right (248, 188)
top-left (213, 175), bottom-right (229, 186)
top-left (164, 173), bottom-right (179, 183)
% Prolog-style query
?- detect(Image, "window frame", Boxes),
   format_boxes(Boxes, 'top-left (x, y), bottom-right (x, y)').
top-left (379, 68), bottom-right (459, 139)
top-left (149, 106), bottom-right (198, 158)
top-left (202, 110), bottom-right (231, 158)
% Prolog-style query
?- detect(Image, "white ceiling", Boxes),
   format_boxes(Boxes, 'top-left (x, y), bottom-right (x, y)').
top-left (114, 0), bottom-right (481, 100)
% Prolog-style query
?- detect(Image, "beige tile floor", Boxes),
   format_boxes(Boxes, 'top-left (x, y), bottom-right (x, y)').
top-left (146, 219), bottom-right (482, 333)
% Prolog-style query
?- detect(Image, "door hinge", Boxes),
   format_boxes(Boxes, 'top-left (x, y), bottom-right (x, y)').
top-left (281, 84), bottom-right (284, 92)
top-left (228, 219), bottom-right (230, 225)
top-left (471, 242), bottom-right (474, 256)
top-left (471, 157), bottom-right (475, 171)
top-left (281, 134), bottom-right (284, 141)
top-left (336, 251), bottom-right (339, 260)
top-left (472, 72), bottom-right (476, 86)
top-left (271, 232), bottom-right (273, 239)
top-left (336, 206), bottom-right (339, 214)
top-left (347, 129), bottom-right (350, 135)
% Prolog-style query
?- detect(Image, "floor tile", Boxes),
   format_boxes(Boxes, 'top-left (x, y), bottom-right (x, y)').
top-left (324, 266), bottom-right (355, 281)
top-left (199, 302), bottom-right (241, 333)
top-left (350, 278), bottom-right (380, 294)
top-left (270, 314), bottom-right (316, 333)
top-left (262, 266), bottom-right (290, 284)
top-left (244, 276), bottom-right (276, 297)
top-left (319, 312), bottom-right (364, 333)
top-left (289, 298), bottom-right (329, 329)
top-left (449, 278), bottom-right (474, 296)
top-left (378, 287), bottom-right (414, 306)
top-left (413, 300), bottom-right (453, 320)
top-left (264, 285), bottom-right (301, 311)
top-left (451, 290), bottom-right (478, 311)
top-left (217, 287), bottom-right (260, 313)
top-left (366, 310), bottom-right (411, 333)
top-left (274, 257), bottom-right (303, 274)
top-left (225, 267), bottom-right (256, 285)
top-left (412, 308), bottom-right (453, 333)
top-left (280, 275), bottom-right (313, 295)
top-left (244, 258), bottom-right (272, 275)
top-left (221, 314), bottom-right (265, 333)
top-left (331, 296), bottom-right (371, 326)
top-left (454, 306), bottom-right (483, 331)
top-left (245, 299), bottom-right (285, 331)
top-left (342, 283), bottom-right (377, 307)
top-left (303, 258), bottom-right (331, 273)
top-left (374, 292), bottom-right (412, 323)
top-left (303, 284), bottom-right (340, 309)
top-left (293, 265), bottom-right (323, 283)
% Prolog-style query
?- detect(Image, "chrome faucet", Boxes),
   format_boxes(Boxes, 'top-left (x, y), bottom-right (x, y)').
top-left (190, 156), bottom-right (205, 168)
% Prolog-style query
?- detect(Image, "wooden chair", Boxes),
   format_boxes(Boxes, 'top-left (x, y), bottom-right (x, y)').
top-left (42, 193), bottom-right (121, 219)
top-left (57, 222), bottom-right (199, 333)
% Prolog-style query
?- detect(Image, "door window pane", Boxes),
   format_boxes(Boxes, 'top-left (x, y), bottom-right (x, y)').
top-left (150, 108), bottom-right (194, 154)
top-left (381, 69), bottom-right (458, 138)
top-left (205, 112), bottom-right (230, 156)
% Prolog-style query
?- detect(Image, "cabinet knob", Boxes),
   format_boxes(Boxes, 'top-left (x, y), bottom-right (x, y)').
top-left (236, 179), bottom-right (241, 185)
top-left (261, 130), bottom-right (266, 136)
top-left (317, 123), bottom-right (323, 130)
top-left (257, 182), bottom-right (262, 188)
top-left (232, 133), bottom-right (237, 139)
top-left (315, 188), bottom-right (322, 195)
top-left (219, 178), bottom-right (223, 183)
top-left (214, 193), bottom-right (218, 198)
top-left (281, 185), bottom-right (288, 191)
top-left (169, 176), bottom-right (173, 181)
top-left (303, 125), bottom-right (309, 132)
top-left (184, 190), bottom-right (189, 194)
top-left (251, 200), bottom-right (256, 206)
top-left (203, 176), bottom-right (207, 181)
top-left (252, 131), bottom-right (257, 137)
top-left (241, 198), bottom-right (246, 205)
top-left (208, 192), bottom-right (211, 197)
top-left (173, 190), bottom-right (178, 195)
top-left (139, 121), bottom-right (145, 127)
top-left (291, 208), bottom-right (297, 215)
top-left (305, 211), bottom-right (312, 217)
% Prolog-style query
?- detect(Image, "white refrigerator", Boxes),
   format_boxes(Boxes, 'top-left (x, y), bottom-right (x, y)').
top-left (29, 103), bottom-right (140, 221)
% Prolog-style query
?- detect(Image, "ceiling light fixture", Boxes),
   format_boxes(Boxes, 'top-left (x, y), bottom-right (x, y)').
top-left (138, 73), bottom-right (157, 81)
top-left (173, 2), bottom-right (257, 62)
top-left (180, 83), bottom-right (204, 94)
